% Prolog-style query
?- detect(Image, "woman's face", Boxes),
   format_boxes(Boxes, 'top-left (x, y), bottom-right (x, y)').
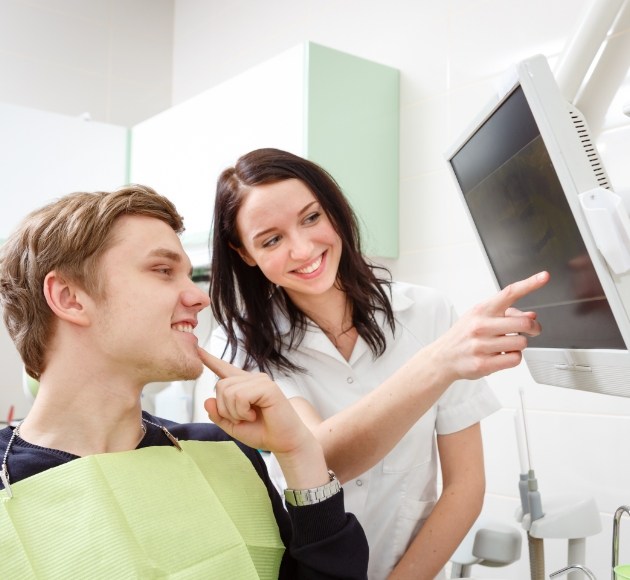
top-left (234, 178), bottom-right (343, 302)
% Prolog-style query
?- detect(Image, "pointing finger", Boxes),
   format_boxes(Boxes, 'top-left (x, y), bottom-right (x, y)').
top-left (486, 271), bottom-right (549, 316)
top-left (197, 347), bottom-right (248, 378)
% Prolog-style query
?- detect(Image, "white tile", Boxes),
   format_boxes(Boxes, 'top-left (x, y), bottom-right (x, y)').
top-left (398, 169), bottom-right (479, 252)
top-left (399, 96), bottom-right (450, 180)
top-left (447, 0), bottom-right (592, 89)
top-left (598, 124), bottom-right (630, 195)
top-left (485, 408), bottom-right (630, 513)
top-left (394, 242), bottom-right (496, 309)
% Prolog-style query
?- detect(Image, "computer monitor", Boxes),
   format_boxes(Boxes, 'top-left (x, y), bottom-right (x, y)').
top-left (445, 54), bottom-right (630, 397)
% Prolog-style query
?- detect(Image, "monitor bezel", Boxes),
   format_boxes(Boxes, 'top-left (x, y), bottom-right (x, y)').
top-left (445, 54), bottom-right (630, 397)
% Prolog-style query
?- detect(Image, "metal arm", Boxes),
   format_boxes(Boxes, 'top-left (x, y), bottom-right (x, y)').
top-left (613, 505), bottom-right (630, 580)
top-left (550, 564), bottom-right (597, 580)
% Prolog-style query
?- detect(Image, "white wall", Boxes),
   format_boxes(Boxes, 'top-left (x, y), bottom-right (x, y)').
top-left (172, 1), bottom-right (630, 578)
top-left (0, 0), bottom-right (174, 126)
top-left (0, 0), bottom-right (175, 421)
top-left (2, 1), bottom-right (630, 576)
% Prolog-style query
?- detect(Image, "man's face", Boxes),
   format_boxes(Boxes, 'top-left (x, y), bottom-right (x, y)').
top-left (89, 215), bottom-right (210, 385)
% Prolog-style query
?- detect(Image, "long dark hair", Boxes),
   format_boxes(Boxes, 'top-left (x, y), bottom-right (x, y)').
top-left (210, 148), bottom-right (395, 374)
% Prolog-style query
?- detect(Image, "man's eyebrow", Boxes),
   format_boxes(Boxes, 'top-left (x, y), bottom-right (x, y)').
top-left (147, 248), bottom-right (193, 275)
top-left (147, 248), bottom-right (182, 262)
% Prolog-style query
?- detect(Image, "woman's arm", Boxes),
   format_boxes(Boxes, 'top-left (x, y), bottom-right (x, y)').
top-left (387, 423), bottom-right (485, 580)
top-left (292, 272), bottom-right (548, 483)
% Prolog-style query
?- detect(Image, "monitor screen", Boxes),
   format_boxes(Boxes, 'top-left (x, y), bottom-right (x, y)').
top-left (446, 54), bottom-right (630, 397)
top-left (450, 85), bottom-right (625, 351)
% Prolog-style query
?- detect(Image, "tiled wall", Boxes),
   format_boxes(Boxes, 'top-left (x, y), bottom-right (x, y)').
top-left (173, 1), bottom-right (630, 578)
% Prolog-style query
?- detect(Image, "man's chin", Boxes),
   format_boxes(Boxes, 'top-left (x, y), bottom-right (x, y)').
top-left (150, 359), bottom-right (204, 384)
top-left (180, 360), bottom-right (204, 381)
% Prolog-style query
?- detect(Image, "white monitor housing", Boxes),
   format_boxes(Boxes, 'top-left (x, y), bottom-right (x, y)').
top-left (446, 54), bottom-right (630, 397)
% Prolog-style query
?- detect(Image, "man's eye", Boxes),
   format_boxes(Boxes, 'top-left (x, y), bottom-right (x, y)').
top-left (155, 267), bottom-right (173, 276)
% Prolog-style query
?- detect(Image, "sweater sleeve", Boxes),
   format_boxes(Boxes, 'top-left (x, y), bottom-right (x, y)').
top-left (242, 442), bottom-right (368, 579)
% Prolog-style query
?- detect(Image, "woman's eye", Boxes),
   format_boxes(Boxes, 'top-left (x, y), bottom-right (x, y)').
top-left (262, 235), bottom-right (280, 248)
top-left (155, 267), bottom-right (173, 276)
top-left (304, 211), bottom-right (321, 224)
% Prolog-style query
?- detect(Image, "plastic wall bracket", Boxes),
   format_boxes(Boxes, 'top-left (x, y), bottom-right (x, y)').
top-left (579, 187), bottom-right (630, 275)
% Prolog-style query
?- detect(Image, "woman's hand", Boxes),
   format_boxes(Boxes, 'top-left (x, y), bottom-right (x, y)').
top-left (427, 271), bottom-right (550, 383)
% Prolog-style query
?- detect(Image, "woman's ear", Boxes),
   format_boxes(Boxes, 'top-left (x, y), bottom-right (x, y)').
top-left (43, 271), bottom-right (91, 327)
top-left (229, 244), bottom-right (257, 267)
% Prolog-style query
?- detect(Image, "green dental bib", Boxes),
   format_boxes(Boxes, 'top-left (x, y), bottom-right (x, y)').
top-left (0, 440), bottom-right (284, 579)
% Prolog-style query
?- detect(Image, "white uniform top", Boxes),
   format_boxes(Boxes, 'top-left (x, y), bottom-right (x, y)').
top-left (208, 282), bottom-right (500, 580)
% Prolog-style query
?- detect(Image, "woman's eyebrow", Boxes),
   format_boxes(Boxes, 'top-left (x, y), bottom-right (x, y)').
top-left (252, 201), bottom-right (319, 241)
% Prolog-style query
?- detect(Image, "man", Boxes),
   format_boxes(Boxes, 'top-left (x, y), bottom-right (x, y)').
top-left (0, 184), bottom-right (368, 579)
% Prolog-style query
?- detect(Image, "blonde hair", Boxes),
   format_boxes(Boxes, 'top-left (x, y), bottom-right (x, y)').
top-left (0, 184), bottom-right (184, 379)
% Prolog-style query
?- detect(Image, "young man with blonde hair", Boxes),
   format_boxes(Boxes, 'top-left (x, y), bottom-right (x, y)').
top-left (0, 184), bottom-right (368, 579)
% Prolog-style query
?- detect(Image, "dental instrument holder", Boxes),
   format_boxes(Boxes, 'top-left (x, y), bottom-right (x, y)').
top-left (516, 493), bottom-right (602, 580)
top-left (612, 505), bottom-right (630, 580)
top-left (520, 473), bottom-right (530, 515)
top-left (450, 520), bottom-right (522, 578)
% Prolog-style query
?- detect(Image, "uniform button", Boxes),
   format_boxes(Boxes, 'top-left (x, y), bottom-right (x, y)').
top-left (356, 479), bottom-right (363, 486)
top-left (346, 376), bottom-right (354, 384)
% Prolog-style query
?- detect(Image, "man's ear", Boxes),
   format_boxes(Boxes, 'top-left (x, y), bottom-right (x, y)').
top-left (230, 244), bottom-right (257, 267)
top-left (43, 271), bottom-right (91, 327)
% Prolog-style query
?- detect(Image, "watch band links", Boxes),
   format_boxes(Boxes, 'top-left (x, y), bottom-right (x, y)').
top-left (284, 469), bottom-right (341, 507)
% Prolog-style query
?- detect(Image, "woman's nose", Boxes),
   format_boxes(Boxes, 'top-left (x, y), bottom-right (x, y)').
top-left (289, 234), bottom-right (313, 261)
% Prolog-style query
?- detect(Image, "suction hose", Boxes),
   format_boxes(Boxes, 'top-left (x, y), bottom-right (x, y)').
top-left (528, 534), bottom-right (545, 580)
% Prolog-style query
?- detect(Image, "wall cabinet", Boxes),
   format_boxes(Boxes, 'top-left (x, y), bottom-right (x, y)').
top-left (130, 42), bottom-right (399, 263)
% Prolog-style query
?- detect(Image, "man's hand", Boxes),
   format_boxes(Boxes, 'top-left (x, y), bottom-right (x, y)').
top-left (198, 348), bottom-right (310, 453)
top-left (198, 348), bottom-right (331, 489)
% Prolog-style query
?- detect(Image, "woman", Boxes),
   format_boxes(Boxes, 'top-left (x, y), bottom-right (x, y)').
top-left (207, 148), bottom-right (547, 579)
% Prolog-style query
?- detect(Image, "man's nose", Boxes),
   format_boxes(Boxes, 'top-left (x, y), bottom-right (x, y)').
top-left (182, 278), bottom-right (210, 311)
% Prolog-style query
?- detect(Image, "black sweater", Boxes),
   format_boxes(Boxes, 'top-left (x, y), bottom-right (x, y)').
top-left (0, 412), bottom-right (368, 579)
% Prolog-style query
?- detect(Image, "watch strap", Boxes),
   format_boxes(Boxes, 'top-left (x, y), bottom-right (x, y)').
top-left (284, 469), bottom-right (341, 507)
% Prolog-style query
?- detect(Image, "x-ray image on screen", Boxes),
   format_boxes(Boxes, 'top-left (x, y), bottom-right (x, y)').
top-left (451, 85), bottom-right (624, 352)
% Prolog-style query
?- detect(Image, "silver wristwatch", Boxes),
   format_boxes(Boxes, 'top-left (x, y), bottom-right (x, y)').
top-left (284, 469), bottom-right (341, 507)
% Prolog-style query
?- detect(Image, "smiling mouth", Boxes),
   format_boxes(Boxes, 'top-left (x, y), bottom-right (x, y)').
top-left (172, 323), bottom-right (195, 334)
top-left (294, 253), bottom-right (323, 275)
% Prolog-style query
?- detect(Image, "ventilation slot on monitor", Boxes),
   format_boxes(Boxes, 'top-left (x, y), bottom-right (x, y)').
top-left (569, 106), bottom-right (611, 189)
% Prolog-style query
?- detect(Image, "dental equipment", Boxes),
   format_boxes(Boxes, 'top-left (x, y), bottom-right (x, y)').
top-left (550, 564), bottom-right (598, 580)
top-left (516, 389), bottom-right (545, 580)
top-left (514, 389), bottom-right (601, 580)
top-left (612, 505), bottom-right (630, 580)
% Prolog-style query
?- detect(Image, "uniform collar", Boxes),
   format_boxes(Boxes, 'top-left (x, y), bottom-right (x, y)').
top-left (273, 282), bottom-right (411, 338)
top-left (274, 283), bottom-right (414, 362)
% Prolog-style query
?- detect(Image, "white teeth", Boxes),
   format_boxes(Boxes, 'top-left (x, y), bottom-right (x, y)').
top-left (295, 255), bottom-right (322, 274)
top-left (173, 324), bottom-right (194, 333)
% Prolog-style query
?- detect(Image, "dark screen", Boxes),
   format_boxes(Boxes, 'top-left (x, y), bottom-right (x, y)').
top-left (450, 86), bottom-right (625, 350)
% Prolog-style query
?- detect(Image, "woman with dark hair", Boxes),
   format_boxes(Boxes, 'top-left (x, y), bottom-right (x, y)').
top-left (206, 148), bottom-right (548, 579)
